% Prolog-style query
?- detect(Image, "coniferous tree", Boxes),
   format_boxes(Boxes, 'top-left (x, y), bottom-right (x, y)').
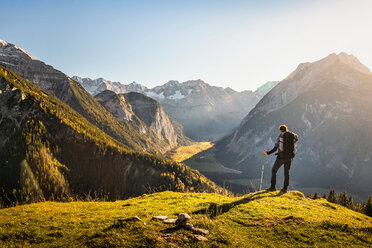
top-left (347, 196), bottom-right (355, 210)
top-left (306, 193), bottom-right (314, 199)
top-left (355, 203), bottom-right (364, 213)
top-left (338, 191), bottom-right (348, 207)
top-left (313, 193), bottom-right (319, 200)
top-left (328, 190), bottom-right (337, 203)
top-left (366, 196), bottom-right (372, 217)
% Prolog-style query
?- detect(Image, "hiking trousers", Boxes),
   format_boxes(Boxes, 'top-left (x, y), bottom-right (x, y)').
top-left (270, 158), bottom-right (292, 189)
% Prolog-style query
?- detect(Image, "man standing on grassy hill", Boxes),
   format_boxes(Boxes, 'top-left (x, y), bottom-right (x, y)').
top-left (263, 125), bottom-right (298, 193)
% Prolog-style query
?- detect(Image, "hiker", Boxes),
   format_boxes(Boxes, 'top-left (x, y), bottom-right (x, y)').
top-left (263, 125), bottom-right (298, 193)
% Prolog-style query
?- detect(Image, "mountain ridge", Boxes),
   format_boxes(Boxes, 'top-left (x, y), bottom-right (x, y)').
top-left (72, 75), bottom-right (275, 99)
top-left (74, 75), bottom-right (278, 140)
top-left (0, 38), bottom-right (176, 153)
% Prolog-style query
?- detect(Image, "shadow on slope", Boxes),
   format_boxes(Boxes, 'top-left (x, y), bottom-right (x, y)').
top-left (193, 190), bottom-right (289, 218)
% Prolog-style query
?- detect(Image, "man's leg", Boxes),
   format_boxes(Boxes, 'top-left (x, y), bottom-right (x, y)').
top-left (270, 159), bottom-right (283, 190)
top-left (282, 159), bottom-right (292, 191)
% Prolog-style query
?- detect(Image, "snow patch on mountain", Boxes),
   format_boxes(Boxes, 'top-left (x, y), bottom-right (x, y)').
top-left (167, 90), bottom-right (184, 100)
top-left (146, 91), bottom-right (165, 100)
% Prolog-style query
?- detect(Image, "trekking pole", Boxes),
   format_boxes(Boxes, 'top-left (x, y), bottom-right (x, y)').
top-left (259, 154), bottom-right (266, 191)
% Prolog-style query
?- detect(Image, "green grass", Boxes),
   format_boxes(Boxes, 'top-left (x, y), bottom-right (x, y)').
top-left (168, 142), bottom-right (214, 162)
top-left (1, 191), bottom-right (370, 247)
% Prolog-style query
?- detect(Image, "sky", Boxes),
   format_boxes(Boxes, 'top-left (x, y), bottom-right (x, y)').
top-left (1, 0), bottom-right (372, 91)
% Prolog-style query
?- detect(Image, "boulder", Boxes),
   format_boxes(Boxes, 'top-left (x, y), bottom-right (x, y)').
top-left (163, 218), bottom-right (177, 224)
top-left (194, 235), bottom-right (208, 241)
top-left (184, 223), bottom-right (209, 235)
top-left (184, 223), bottom-right (194, 230)
top-left (117, 216), bottom-right (141, 223)
top-left (152, 215), bottom-right (168, 221)
top-left (175, 213), bottom-right (191, 228)
top-left (193, 228), bottom-right (209, 235)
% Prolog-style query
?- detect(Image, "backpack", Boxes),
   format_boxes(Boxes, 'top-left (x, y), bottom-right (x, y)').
top-left (278, 131), bottom-right (298, 159)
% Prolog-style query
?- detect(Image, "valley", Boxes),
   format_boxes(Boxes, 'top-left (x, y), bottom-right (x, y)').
top-left (167, 142), bottom-right (213, 163)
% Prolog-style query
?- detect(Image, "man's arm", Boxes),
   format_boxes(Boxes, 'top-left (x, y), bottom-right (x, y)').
top-left (263, 136), bottom-right (279, 155)
top-left (266, 146), bottom-right (277, 155)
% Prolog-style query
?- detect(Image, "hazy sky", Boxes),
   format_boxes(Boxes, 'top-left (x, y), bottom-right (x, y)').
top-left (1, 0), bottom-right (371, 91)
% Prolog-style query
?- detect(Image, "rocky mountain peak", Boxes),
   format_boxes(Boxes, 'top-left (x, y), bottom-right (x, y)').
top-left (304, 52), bottom-right (371, 75)
top-left (251, 52), bottom-right (371, 118)
top-left (0, 38), bottom-right (36, 60)
top-left (334, 52), bottom-right (371, 74)
top-left (71, 75), bottom-right (84, 81)
top-left (151, 79), bottom-right (208, 95)
top-left (224, 87), bottom-right (237, 93)
top-left (72, 76), bottom-right (128, 95)
top-left (129, 81), bottom-right (141, 86)
top-left (0, 39), bottom-right (8, 46)
top-left (287, 52), bottom-right (370, 83)
top-left (164, 80), bottom-right (180, 87)
top-left (0, 38), bottom-right (74, 102)
top-left (126, 81), bottom-right (148, 92)
top-left (181, 79), bottom-right (207, 90)
top-left (152, 80), bottom-right (179, 92)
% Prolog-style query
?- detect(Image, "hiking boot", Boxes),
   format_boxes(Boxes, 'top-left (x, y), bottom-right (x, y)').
top-left (266, 187), bottom-right (276, 192)
top-left (280, 188), bottom-right (288, 193)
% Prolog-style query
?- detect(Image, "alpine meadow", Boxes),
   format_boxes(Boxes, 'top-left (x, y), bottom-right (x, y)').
top-left (0, 1), bottom-right (371, 247)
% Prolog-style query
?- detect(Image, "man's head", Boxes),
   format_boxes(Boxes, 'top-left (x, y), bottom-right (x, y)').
top-left (279, 125), bottom-right (288, 133)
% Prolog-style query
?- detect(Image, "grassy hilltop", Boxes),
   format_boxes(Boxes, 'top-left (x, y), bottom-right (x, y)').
top-left (0, 191), bottom-right (371, 247)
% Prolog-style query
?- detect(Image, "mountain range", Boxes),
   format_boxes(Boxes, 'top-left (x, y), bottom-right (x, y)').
top-left (0, 65), bottom-right (226, 206)
top-left (189, 52), bottom-right (372, 197)
top-left (0, 38), bottom-right (228, 206)
top-left (0, 39), bottom-right (188, 153)
top-left (73, 76), bottom-right (278, 140)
